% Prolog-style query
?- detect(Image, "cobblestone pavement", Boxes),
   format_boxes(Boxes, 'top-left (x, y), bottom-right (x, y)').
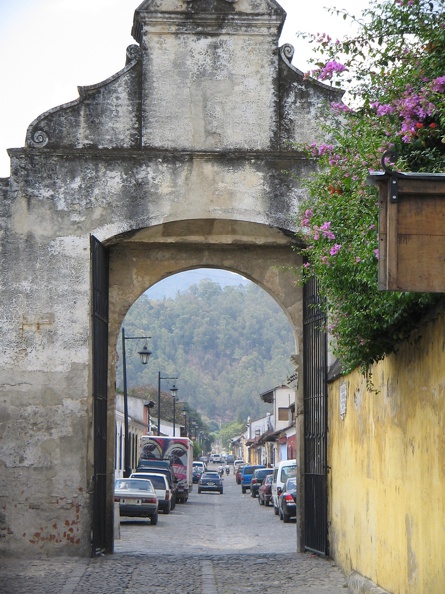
top-left (0, 467), bottom-right (349, 593)
top-left (0, 552), bottom-right (348, 594)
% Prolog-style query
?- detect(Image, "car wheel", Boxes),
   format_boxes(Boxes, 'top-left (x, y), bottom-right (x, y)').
top-left (282, 509), bottom-right (291, 523)
top-left (220, 489), bottom-right (223, 495)
top-left (163, 504), bottom-right (170, 515)
top-left (274, 504), bottom-right (279, 516)
top-left (198, 488), bottom-right (202, 494)
top-left (279, 506), bottom-right (283, 521)
top-left (151, 512), bottom-right (158, 526)
top-left (265, 500), bottom-right (270, 507)
top-left (242, 487), bottom-right (246, 494)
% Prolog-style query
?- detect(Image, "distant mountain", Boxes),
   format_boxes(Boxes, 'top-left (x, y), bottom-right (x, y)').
top-left (120, 273), bottom-right (295, 425)
top-left (144, 269), bottom-right (249, 300)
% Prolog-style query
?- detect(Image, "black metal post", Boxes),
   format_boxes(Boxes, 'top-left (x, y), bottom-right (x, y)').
top-left (171, 383), bottom-right (178, 438)
top-left (122, 328), bottom-right (131, 477)
top-left (157, 373), bottom-right (178, 435)
top-left (157, 371), bottom-right (161, 436)
top-left (121, 328), bottom-right (151, 477)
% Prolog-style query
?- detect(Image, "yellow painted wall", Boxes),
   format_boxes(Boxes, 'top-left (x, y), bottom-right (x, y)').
top-left (328, 311), bottom-right (445, 593)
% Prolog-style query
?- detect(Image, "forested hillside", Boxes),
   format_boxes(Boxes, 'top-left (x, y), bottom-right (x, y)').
top-left (117, 278), bottom-right (295, 425)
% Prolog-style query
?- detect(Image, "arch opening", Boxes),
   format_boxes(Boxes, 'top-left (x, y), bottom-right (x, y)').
top-left (111, 265), bottom-right (300, 552)
top-left (104, 220), bottom-right (303, 553)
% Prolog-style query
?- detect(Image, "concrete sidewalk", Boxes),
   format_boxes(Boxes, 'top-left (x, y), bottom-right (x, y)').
top-left (0, 551), bottom-right (350, 593)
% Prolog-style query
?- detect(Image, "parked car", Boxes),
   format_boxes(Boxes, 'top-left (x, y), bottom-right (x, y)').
top-left (272, 460), bottom-right (297, 515)
top-left (258, 473), bottom-right (273, 506)
top-left (198, 471), bottom-right (224, 494)
top-left (225, 454), bottom-right (235, 464)
top-left (240, 464), bottom-right (266, 494)
top-left (235, 464), bottom-right (246, 484)
top-left (278, 477), bottom-right (297, 523)
top-left (114, 478), bottom-right (158, 525)
top-left (193, 460), bottom-right (206, 473)
top-left (210, 454), bottom-right (222, 464)
top-left (250, 468), bottom-right (274, 498)
top-left (135, 462), bottom-right (177, 510)
top-left (192, 468), bottom-right (203, 483)
top-left (130, 472), bottom-right (171, 514)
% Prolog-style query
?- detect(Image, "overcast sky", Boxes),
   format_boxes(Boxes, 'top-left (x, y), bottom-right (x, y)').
top-left (0, 0), bottom-right (369, 177)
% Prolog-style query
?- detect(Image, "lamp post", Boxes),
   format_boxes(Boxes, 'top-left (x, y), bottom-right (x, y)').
top-left (144, 400), bottom-right (155, 434)
top-left (122, 327), bottom-right (151, 477)
top-left (170, 383), bottom-right (178, 437)
top-left (182, 406), bottom-right (188, 438)
top-left (157, 372), bottom-right (178, 435)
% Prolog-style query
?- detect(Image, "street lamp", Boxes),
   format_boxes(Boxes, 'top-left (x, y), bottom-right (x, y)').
top-left (144, 400), bottom-right (155, 434)
top-left (183, 411), bottom-right (187, 437)
top-left (181, 404), bottom-right (189, 438)
top-left (121, 327), bottom-right (151, 477)
top-left (170, 383), bottom-right (178, 437)
top-left (157, 372), bottom-right (178, 435)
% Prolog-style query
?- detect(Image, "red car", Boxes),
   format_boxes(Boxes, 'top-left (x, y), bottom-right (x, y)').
top-left (258, 473), bottom-right (273, 506)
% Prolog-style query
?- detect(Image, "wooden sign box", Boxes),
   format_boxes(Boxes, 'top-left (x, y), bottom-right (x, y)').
top-left (368, 171), bottom-right (445, 293)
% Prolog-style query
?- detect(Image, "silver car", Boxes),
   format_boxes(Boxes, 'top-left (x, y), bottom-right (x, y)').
top-left (114, 478), bottom-right (159, 525)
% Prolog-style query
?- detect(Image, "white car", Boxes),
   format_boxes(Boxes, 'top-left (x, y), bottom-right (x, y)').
top-left (271, 460), bottom-right (297, 515)
top-left (193, 461), bottom-right (206, 473)
top-left (233, 459), bottom-right (245, 472)
top-left (130, 472), bottom-right (172, 514)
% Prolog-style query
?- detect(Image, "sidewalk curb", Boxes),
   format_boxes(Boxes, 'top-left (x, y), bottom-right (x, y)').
top-left (347, 571), bottom-right (392, 594)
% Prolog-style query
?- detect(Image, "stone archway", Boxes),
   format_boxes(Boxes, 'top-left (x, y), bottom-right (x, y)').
top-left (105, 219), bottom-right (303, 552)
top-left (0, 0), bottom-right (341, 557)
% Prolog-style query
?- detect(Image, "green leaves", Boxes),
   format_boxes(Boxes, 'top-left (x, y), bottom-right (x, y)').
top-left (295, 0), bottom-right (444, 374)
top-left (121, 281), bottom-right (295, 423)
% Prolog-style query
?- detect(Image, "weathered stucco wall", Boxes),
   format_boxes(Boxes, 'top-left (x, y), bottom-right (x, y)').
top-left (328, 305), bottom-right (445, 594)
top-left (0, 0), bottom-right (340, 557)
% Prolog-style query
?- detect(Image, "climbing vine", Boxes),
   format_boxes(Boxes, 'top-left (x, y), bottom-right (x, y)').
top-left (295, 0), bottom-right (445, 374)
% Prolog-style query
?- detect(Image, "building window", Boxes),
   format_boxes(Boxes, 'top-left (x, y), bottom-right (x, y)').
top-left (278, 407), bottom-right (288, 421)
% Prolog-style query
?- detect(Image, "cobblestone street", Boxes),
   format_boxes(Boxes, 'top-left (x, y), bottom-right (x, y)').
top-left (0, 467), bottom-right (348, 593)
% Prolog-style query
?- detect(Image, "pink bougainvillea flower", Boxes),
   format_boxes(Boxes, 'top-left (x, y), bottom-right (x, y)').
top-left (315, 60), bottom-right (346, 81)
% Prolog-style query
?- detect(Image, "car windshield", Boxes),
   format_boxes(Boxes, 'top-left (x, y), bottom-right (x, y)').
top-left (203, 472), bottom-right (219, 478)
top-left (255, 469), bottom-right (271, 478)
top-left (115, 479), bottom-right (153, 492)
top-left (286, 478), bottom-right (297, 490)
